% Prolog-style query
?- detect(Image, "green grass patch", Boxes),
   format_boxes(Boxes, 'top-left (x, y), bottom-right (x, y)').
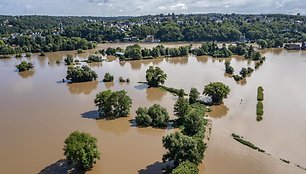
top-left (257, 101), bottom-right (264, 115)
top-left (159, 85), bottom-right (186, 97)
top-left (232, 133), bottom-right (265, 153)
top-left (257, 86), bottom-right (264, 101)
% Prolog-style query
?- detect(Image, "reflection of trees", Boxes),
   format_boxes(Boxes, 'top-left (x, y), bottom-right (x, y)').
top-left (208, 104), bottom-right (229, 118)
top-left (166, 57), bottom-right (188, 65)
top-left (235, 78), bottom-right (247, 86)
top-left (260, 48), bottom-right (282, 55)
top-left (87, 62), bottom-right (103, 68)
top-left (151, 58), bottom-right (163, 65)
top-left (18, 70), bottom-right (35, 79)
top-left (130, 61), bottom-right (142, 70)
top-left (95, 117), bottom-right (130, 135)
top-left (196, 56), bottom-right (209, 64)
top-left (146, 87), bottom-right (166, 102)
top-left (67, 81), bottom-right (98, 95)
top-left (104, 82), bottom-right (114, 89)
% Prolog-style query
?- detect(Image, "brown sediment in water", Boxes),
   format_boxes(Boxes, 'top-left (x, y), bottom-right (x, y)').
top-left (0, 45), bottom-right (306, 174)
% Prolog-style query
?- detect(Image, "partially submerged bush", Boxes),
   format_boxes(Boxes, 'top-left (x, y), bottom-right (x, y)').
top-left (25, 53), bottom-right (31, 57)
top-left (233, 75), bottom-right (243, 81)
top-left (103, 73), bottom-right (114, 82)
top-left (66, 66), bottom-right (97, 82)
top-left (64, 55), bottom-right (74, 65)
top-left (16, 61), bottom-right (33, 72)
top-left (88, 54), bottom-right (103, 62)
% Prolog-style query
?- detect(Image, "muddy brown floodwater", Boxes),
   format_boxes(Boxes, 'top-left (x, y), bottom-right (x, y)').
top-left (0, 43), bottom-right (306, 174)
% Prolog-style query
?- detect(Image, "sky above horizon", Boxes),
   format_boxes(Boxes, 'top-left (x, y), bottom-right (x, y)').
top-left (0, 0), bottom-right (305, 16)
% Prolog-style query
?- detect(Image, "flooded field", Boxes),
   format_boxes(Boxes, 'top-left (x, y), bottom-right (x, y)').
top-left (0, 43), bottom-right (305, 174)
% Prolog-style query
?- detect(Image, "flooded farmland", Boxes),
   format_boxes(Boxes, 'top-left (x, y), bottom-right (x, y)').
top-left (0, 43), bottom-right (306, 174)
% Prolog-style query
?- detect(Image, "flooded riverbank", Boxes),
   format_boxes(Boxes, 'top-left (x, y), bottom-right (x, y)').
top-left (0, 44), bottom-right (305, 174)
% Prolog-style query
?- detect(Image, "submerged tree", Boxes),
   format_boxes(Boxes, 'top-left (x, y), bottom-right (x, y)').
top-left (135, 104), bottom-right (169, 128)
top-left (103, 73), bottom-right (114, 82)
top-left (203, 82), bottom-right (230, 104)
top-left (63, 131), bottom-right (100, 171)
top-left (66, 66), bottom-right (97, 82)
top-left (94, 90), bottom-right (132, 119)
top-left (145, 66), bottom-right (167, 87)
top-left (64, 55), bottom-right (74, 65)
top-left (16, 61), bottom-right (33, 72)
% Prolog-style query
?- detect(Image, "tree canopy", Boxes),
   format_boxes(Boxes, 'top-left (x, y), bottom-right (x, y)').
top-left (94, 90), bottom-right (132, 119)
top-left (171, 161), bottom-right (199, 174)
top-left (203, 82), bottom-right (230, 104)
top-left (162, 132), bottom-right (204, 166)
top-left (16, 61), bottom-right (33, 72)
top-left (189, 87), bottom-right (200, 104)
top-left (63, 131), bottom-right (100, 171)
top-left (146, 66), bottom-right (167, 87)
top-left (66, 66), bottom-right (97, 83)
top-left (135, 104), bottom-right (169, 128)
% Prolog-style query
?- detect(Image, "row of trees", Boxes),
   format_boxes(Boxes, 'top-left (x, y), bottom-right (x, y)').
top-left (0, 35), bottom-right (96, 55)
top-left (121, 44), bottom-right (191, 60)
top-left (1, 14), bottom-right (305, 44)
top-left (163, 96), bottom-right (207, 173)
top-left (192, 42), bottom-right (232, 58)
top-left (107, 42), bottom-right (265, 61)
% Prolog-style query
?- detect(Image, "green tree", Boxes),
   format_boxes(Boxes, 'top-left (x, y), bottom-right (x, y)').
top-left (225, 61), bottom-right (234, 74)
top-left (257, 39), bottom-right (268, 49)
top-left (88, 54), bottom-right (103, 62)
top-left (64, 55), bottom-right (74, 65)
top-left (171, 161), bottom-right (199, 174)
top-left (94, 90), bottom-right (132, 119)
top-left (162, 132), bottom-right (204, 166)
top-left (135, 107), bottom-right (152, 127)
top-left (145, 66), bottom-right (167, 87)
top-left (148, 104), bottom-right (169, 127)
top-left (174, 97), bottom-right (191, 126)
top-left (103, 73), bottom-right (114, 82)
top-left (203, 82), bottom-right (230, 104)
top-left (189, 87), bottom-right (200, 104)
top-left (106, 47), bottom-right (116, 55)
top-left (135, 104), bottom-right (169, 128)
top-left (124, 44), bottom-right (142, 60)
top-left (66, 66), bottom-right (97, 83)
top-left (16, 61), bottom-right (33, 72)
top-left (181, 106), bottom-right (206, 137)
top-left (239, 68), bottom-right (248, 78)
top-left (63, 131), bottom-right (100, 171)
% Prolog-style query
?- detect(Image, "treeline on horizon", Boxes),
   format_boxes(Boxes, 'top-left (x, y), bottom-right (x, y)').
top-left (0, 13), bottom-right (305, 55)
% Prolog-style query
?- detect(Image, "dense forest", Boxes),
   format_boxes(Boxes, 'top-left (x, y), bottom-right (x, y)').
top-left (0, 13), bottom-right (305, 54)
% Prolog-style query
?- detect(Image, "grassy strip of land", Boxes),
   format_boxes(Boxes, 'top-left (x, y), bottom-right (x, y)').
top-left (159, 85), bottom-right (187, 96)
top-left (256, 101), bottom-right (264, 121)
top-left (256, 86), bottom-right (264, 121)
top-left (232, 133), bottom-right (306, 171)
top-left (231, 133), bottom-right (265, 153)
top-left (137, 82), bottom-right (187, 97)
top-left (257, 86), bottom-right (264, 101)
